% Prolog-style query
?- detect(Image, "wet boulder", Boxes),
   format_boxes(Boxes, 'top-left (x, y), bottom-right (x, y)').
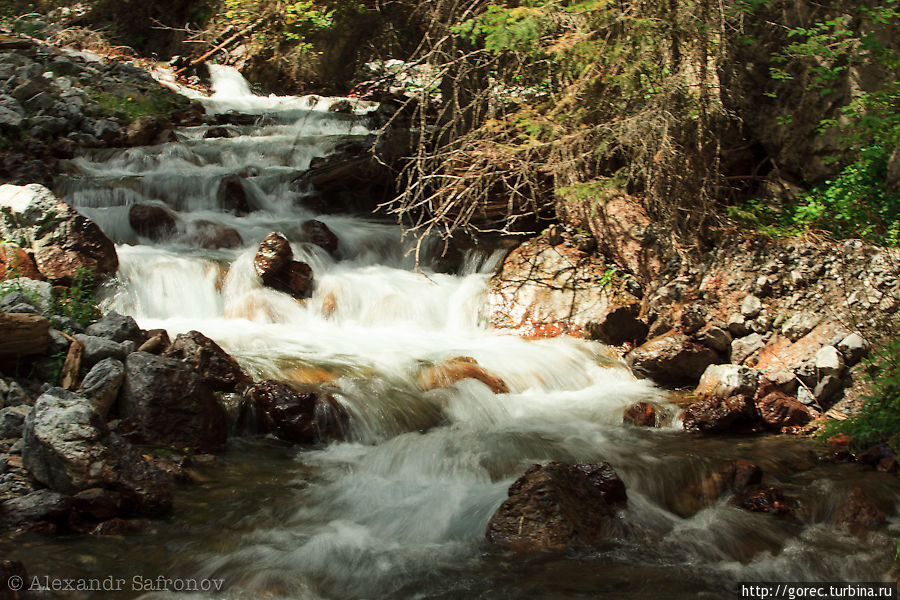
top-left (129, 203), bottom-right (178, 241)
top-left (486, 461), bottom-right (626, 552)
top-left (730, 486), bottom-right (790, 516)
top-left (681, 394), bottom-right (760, 434)
top-left (301, 219), bottom-right (339, 255)
top-left (585, 303), bottom-right (649, 347)
top-left (670, 459), bottom-right (762, 517)
top-left (626, 334), bottom-right (720, 387)
top-left (161, 330), bottom-right (252, 393)
top-left (417, 356), bottom-right (509, 394)
top-left (118, 352), bottom-right (227, 452)
top-left (249, 380), bottom-right (349, 445)
top-left (622, 402), bottom-right (658, 427)
top-left (254, 233), bottom-right (315, 299)
top-left (217, 174), bottom-right (251, 215)
top-left (833, 487), bottom-right (886, 537)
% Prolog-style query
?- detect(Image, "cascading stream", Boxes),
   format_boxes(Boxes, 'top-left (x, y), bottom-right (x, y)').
top-left (18, 65), bottom-right (897, 599)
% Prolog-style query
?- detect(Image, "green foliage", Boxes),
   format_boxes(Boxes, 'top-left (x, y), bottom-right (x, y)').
top-left (50, 267), bottom-right (102, 328)
top-left (822, 340), bottom-right (900, 453)
top-left (87, 88), bottom-right (187, 122)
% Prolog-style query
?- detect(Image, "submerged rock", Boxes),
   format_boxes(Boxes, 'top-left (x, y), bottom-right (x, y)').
top-left (417, 356), bottom-right (509, 394)
top-left (217, 174), bottom-right (251, 215)
top-left (486, 461), bottom-right (626, 552)
top-left (249, 380), bottom-right (348, 444)
top-left (129, 203), bottom-right (177, 241)
top-left (623, 402), bottom-right (658, 427)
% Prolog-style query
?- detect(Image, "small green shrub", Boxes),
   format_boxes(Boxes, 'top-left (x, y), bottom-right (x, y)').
top-left (821, 339), bottom-right (900, 453)
top-left (50, 267), bottom-right (102, 328)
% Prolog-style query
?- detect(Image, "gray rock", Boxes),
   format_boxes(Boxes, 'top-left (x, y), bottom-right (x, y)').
top-left (750, 314), bottom-right (773, 334)
top-left (740, 295), bottom-right (762, 319)
top-left (48, 329), bottom-right (70, 354)
top-left (92, 118), bottom-right (120, 142)
top-left (0, 104), bottom-right (23, 129)
top-left (78, 358), bottom-right (125, 418)
top-left (10, 79), bottom-right (47, 104)
top-left (815, 345), bottom-right (845, 378)
top-left (767, 369), bottom-right (798, 394)
top-left (21, 387), bottom-right (172, 514)
top-left (0, 489), bottom-right (72, 530)
top-left (22, 387), bottom-right (114, 494)
top-left (695, 364), bottom-right (760, 399)
top-left (797, 385), bottom-right (817, 406)
top-left (0, 291), bottom-right (38, 313)
top-left (795, 360), bottom-right (817, 387)
top-left (727, 313), bottom-right (750, 337)
top-left (50, 315), bottom-right (85, 334)
top-left (85, 311), bottom-right (144, 344)
top-left (4, 302), bottom-right (40, 315)
top-left (0, 406), bottom-right (31, 438)
top-left (74, 334), bottom-right (127, 367)
top-left (781, 312), bottom-right (821, 341)
top-left (837, 333), bottom-right (869, 366)
top-left (731, 333), bottom-right (764, 365)
top-left (0, 280), bottom-right (52, 311)
top-left (814, 375), bottom-right (844, 406)
top-left (4, 382), bottom-right (29, 407)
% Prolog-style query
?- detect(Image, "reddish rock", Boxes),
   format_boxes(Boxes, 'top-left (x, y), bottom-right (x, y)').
top-left (32, 206), bottom-right (118, 283)
top-left (486, 461), bottom-right (626, 551)
top-left (217, 174), bottom-right (250, 215)
top-left (0, 244), bottom-right (41, 279)
top-left (627, 334), bottom-right (721, 387)
top-left (249, 380), bottom-right (349, 445)
top-left (486, 235), bottom-right (641, 339)
top-left (119, 352), bottom-right (227, 452)
top-left (623, 402), bottom-right (657, 427)
top-left (730, 486), bottom-right (790, 516)
top-left (254, 232), bottom-right (293, 284)
top-left (162, 330), bottom-right (252, 393)
top-left (756, 391), bottom-right (816, 430)
top-left (301, 219), bottom-right (339, 255)
top-left (833, 487), bottom-right (886, 537)
top-left (129, 203), bottom-right (177, 241)
top-left (417, 356), bottom-right (509, 394)
top-left (681, 394), bottom-right (760, 434)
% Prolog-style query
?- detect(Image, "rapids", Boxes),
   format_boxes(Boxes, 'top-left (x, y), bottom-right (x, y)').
top-left (7, 66), bottom-right (899, 599)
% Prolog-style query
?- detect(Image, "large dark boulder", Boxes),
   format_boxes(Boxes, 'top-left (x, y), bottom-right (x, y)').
top-left (756, 391), bottom-right (817, 430)
top-left (85, 311), bottom-right (145, 344)
top-left (626, 334), bottom-right (721, 387)
top-left (118, 352), bottom-right (227, 452)
top-left (486, 461), bottom-right (626, 552)
top-left (249, 380), bottom-right (349, 445)
top-left (0, 489), bottom-right (73, 534)
top-left (162, 330), bottom-right (252, 393)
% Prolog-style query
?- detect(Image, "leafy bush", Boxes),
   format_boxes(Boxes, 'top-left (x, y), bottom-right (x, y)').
top-left (49, 267), bottom-right (102, 328)
top-left (822, 340), bottom-right (900, 452)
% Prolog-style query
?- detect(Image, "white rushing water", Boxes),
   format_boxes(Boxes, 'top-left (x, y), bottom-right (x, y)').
top-left (52, 66), bottom-right (897, 600)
